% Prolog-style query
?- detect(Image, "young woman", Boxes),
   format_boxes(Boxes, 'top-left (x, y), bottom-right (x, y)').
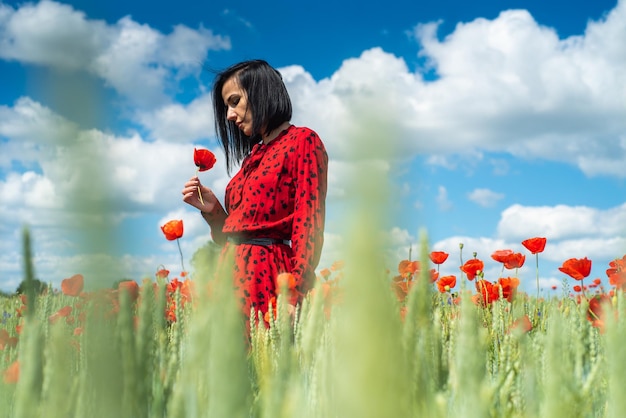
top-left (182, 59), bottom-right (328, 325)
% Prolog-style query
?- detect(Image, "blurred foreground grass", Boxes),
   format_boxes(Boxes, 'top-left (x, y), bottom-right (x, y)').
top-left (1, 228), bottom-right (624, 417)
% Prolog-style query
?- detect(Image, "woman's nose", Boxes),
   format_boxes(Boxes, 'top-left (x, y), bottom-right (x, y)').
top-left (226, 107), bottom-right (237, 121)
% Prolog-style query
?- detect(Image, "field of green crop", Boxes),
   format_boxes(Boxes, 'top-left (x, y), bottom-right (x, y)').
top-left (2, 226), bottom-right (626, 418)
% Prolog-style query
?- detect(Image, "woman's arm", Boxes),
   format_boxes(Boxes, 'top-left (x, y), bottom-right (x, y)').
top-left (182, 176), bottom-right (228, 245)
top-left (290, 130), bottom-right (328, 292)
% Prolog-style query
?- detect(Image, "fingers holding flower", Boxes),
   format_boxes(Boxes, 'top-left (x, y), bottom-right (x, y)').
top-left (182, 177), bottom-right (218, 211)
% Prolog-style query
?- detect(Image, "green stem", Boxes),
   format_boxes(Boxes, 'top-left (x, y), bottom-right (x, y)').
top-left (196, 167), bottom-right (204, 205)
top-left (534, 253), bottom-right (540, 324)
top-left (176, 238), bottom-right (186, 274)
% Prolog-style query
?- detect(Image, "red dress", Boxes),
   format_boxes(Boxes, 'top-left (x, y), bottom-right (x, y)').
top-left (206, 125), bottom-right (328, 321)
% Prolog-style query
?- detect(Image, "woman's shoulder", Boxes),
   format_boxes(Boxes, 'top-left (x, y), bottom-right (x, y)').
top-left (288, 125), bottom-right (324, 146)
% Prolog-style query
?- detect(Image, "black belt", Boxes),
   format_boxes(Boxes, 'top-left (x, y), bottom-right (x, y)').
top-left (227, 236), bottom-right (291, 247)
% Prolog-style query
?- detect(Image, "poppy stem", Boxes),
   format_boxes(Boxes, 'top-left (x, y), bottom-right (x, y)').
top-left (176, 238), bottom-right (186, 274)
top-left (534, 253), bottom-right (540, 324)
top-left (196, 168), bottom-right (204, 205)
top-left (535, 253), bottom-right (539, 300)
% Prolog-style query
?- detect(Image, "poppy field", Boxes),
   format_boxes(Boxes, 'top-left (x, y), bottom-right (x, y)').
top-left (2, 224), bottom-right (626, 418)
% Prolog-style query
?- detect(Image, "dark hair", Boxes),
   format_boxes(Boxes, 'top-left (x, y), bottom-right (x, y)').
top-left (212, 60), bottom-right (292, 173)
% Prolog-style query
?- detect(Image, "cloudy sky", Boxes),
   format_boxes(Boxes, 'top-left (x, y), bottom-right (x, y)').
top-left (1, 0), bottom-right (624, 294)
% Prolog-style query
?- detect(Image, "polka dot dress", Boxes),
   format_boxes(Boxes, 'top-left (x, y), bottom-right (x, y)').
top-left (220, 125), bottom-right (328, 322)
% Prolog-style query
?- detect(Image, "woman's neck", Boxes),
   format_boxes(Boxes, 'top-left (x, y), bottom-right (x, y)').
top-left (262, 121), bottom-right (292, 144)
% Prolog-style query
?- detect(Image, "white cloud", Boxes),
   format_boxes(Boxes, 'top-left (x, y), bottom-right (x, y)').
top-left (137, 94), bottom-right (214, 142)
top-left (0, 0), bottom-right (230, 107)
top-left (436, 185), bottom-right (453, 211)
top-left (0, 0), bottom-right (106, 70)
top-left (497, 203), bottom-right (626, 241)
top-left (277, 1), bottom-right (626, 177)
top-left (467, 188), bottom-right (505, 207)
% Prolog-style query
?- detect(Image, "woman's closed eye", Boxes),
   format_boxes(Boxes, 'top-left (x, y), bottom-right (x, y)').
top-left (226, 96), bottom-right (240, 107)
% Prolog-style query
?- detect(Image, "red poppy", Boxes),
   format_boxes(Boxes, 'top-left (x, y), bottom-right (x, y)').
top-left (330, 260), bottom-right (345, 271)
top-left (572, 285), bottom-right (582, 292)
top-left (474, 280), bottom-right (500, 305)
top-left (118, 280), bottom-right (140, 302)
top-left (606, 255), bottom-right (626, 289)
top-left (3, 360), bottom-right (19, 384)
top-left (276, 272), bottom-right (297, 290)
top-left (559, 257), bottom-right (592, 281)
top-left (521, 237), bottom-right (547, 254)
top-left (161, 220), bottom-right (184, 241)
top-left (391, 278), bottom-right (411, 302)
top-left (460, 258), bottom-right (484, 281)
top-left (167, 277), bottom-right (183, 294)
top-left (398, 260), bottom-right (420, 278)
top-left (61, 274), bottom-right (84, 296)
top-left (156, 269), bottom-right (170, 279)
top-left (491, 249), bottom-right (514, 264)
top-left (194, 148), bottom-right (217, 171)
top-left (503, 253), bottom-right (525, 270)
top-left (319, 268), bottom-right (331, 280)
top-left (587, 294), bottom-right (612, 331)
top-left (508, 315), bottom-right (532, 335)
top-left (498, 277), bottom-right (520, 302)
top-left (49, 306), bottom-right (72, 324)
top-left (264, 296), bottom-right (278, 323)
top-left (436, 275), bottom-right (456, 293)
top-left (429, 251), bottom-right (449, 265)
top-left (0, 329), bottom-right (17, 350)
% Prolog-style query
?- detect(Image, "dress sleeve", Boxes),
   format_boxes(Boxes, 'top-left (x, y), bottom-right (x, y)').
top-left (290, 130), bottom-right (328, 291)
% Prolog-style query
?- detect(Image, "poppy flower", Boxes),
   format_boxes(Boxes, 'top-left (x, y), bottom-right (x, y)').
top-left (559, 257), bottom-right (592, 281)
top-left (161, 220), bottom-right (184, 241)
top-left (522, 237), bottom-right (547, 254)
top-left (318, 268), bottom-right (331, 280)
top-left (167, 277), bottom-right (183, 294)
top-left (607, 255), bottom-right (626, 289)
top-left (587, 294), bottom-right (612, 331)
top-left (118, 280), bottom-right (140, 302)
top-left (398, 260), bottom-right (419, 278)
top-left (3, 360), bottom-right (19, 384)
top-left (503, 253), bottom-right (525, 270)
top-left (491, 249), bottom-right (514, 264)
top-left (391, 278), bottom-right (411, 302)
top-left (498, 277), bottom-right (520, 302)
top-left (508, 315), bottom-right (532, 335)
top-left (61, 274), bottom-right (84, 296)
top-left (0, 329), bottom-right (17, 350)
top-left (429, 251), bottom-right (449, 265)
top-left (48, 306), bottom-right (72, 324)
top-left (436, 275), bottom-right (457, 293)
top-left (460, 258), bottom-right (484, 281)
top-left (156, 269), bottom-right (170, 280)
top-left (474, 280), bottom-right (499, 305)
top-left (194, 148), bottom-right (217, 172)
top-left (429, 268), bottom-right (439, 283)
top-left (193, 148), bottom-right (216, 205)
top-left (276, 272), bottom-right (297, 290)
top-left (330, 260), bottom-right (345, 271)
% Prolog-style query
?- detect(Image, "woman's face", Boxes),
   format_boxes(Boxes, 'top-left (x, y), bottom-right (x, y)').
top-left (222, 76), bottom-right (253, 136)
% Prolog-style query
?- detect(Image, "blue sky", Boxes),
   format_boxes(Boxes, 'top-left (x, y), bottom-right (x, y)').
top-left (1, 0), bottom-right (625, 294)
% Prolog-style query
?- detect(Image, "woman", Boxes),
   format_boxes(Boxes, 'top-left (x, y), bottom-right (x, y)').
top-left (182, 59), bottom-right (328, 325)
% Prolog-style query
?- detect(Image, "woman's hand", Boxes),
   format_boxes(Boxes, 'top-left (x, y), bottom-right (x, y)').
top-left (182, 176), bottom-right (218, 213)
